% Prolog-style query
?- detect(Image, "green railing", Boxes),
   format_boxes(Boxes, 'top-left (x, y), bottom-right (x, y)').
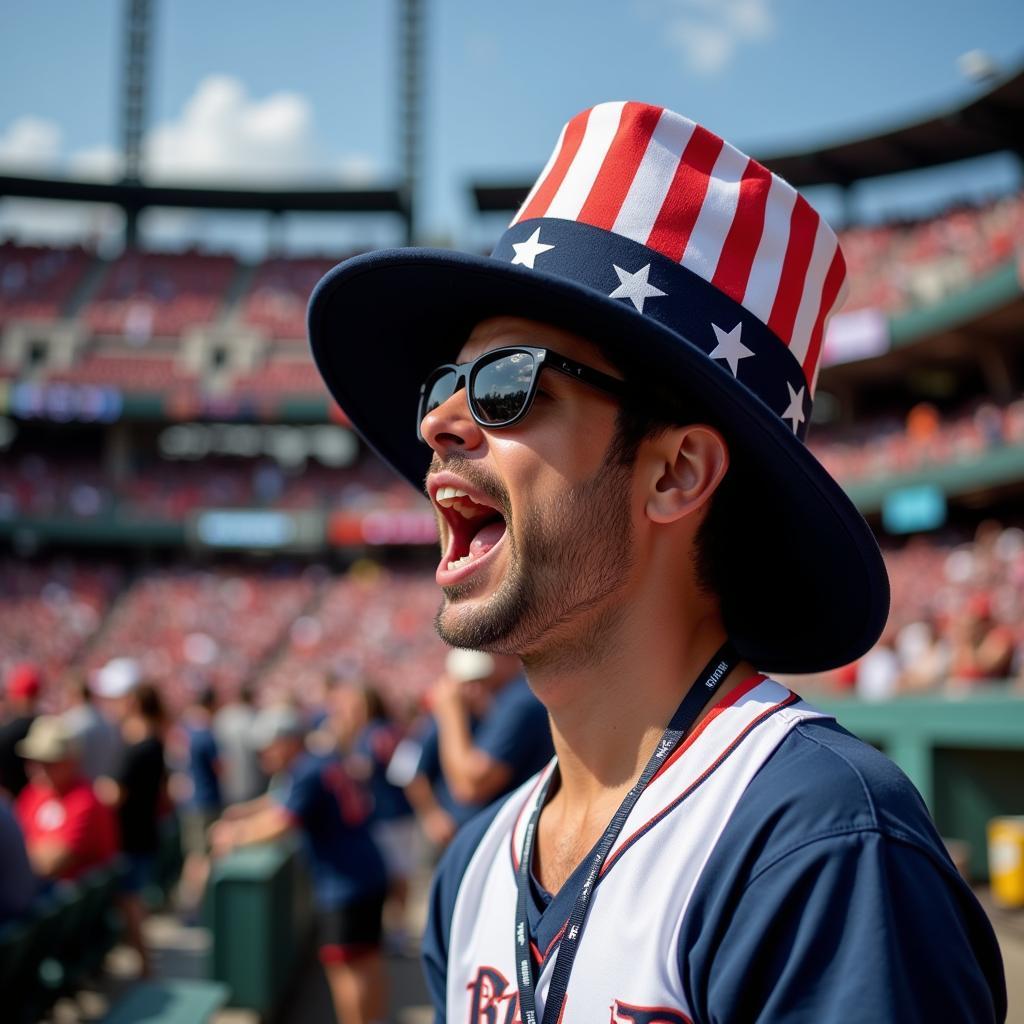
top-left (206, 840), bottom-right (313, 1015)
top-left (813, 690), bottom-right (1024, 879)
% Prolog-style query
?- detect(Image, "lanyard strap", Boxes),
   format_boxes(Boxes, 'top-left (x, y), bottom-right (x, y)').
top-left (514, 641), bottom-right (738, 1024)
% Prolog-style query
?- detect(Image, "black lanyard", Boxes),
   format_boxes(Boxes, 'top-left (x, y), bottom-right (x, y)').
top-left (514, 641), bottom-right (738, 1024)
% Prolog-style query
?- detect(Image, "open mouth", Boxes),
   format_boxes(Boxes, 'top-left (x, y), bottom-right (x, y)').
top-left (432, 483), bottom-right (508, 583)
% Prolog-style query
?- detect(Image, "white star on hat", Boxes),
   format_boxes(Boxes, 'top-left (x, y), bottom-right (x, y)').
top-left (608, 263), bottom-right (666, 313)
top-left (782, 382), bottom-right (807, 433)
top-left (709, 322), bottom-right (754, 378)
top-left (510, 228), bottom-right (555, 269)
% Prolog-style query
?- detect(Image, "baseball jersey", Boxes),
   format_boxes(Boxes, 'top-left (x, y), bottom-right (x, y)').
top-left (350, 719), bottom-right (414, 824)
top-left (274, 752), bottom-right (388, 908)
top-left (424, 676), bottom-right (1006, 1023)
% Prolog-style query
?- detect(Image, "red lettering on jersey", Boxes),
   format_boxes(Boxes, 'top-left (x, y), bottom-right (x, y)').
top-left (467, 966), bottom-right (522, 1024)
top-left (610, 1000), bottom-right (691, 1024)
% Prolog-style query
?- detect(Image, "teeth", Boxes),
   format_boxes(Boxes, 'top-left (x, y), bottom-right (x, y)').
top-left (435, 485), bottom-right (490, 519)
top-left (446, 553), bottom-right (477, 571)
top-left (436, 486), bottom-right (470, 505)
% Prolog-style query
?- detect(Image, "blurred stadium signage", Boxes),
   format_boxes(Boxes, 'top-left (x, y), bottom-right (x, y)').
top-left (159, 422), bottom-right (358, 467)
top-left (328, 510), bottom-right (438, 547)
top-left (822, 308), bottom-right (890, 367)
top-left (882, 484), bottom-right (947, 534)
top-left (1, 382), bottom-right (123, 423)
top-left (189, 509), bottom-right (325, 551)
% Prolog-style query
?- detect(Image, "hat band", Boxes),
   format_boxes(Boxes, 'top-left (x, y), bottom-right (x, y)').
top-left (491, 218), bottom-right (812, 441)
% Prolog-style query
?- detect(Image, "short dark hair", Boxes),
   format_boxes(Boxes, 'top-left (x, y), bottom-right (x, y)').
top-left (598, 342), bottom-right (735, 598)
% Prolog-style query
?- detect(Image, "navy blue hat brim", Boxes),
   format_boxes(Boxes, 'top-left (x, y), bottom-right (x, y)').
top-left (308, 247), bottom-right (889, 674)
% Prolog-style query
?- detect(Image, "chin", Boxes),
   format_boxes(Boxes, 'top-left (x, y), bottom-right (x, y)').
top-left (434, 582), bottom-right (529, 654)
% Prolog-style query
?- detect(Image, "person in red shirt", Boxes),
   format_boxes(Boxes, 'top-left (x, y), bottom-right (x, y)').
top-left (14, 716), bottom-right (119, 881)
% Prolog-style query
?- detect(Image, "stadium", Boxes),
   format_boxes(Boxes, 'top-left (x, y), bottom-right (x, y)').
top-left (1, 3), bottom-right (1023, 1022)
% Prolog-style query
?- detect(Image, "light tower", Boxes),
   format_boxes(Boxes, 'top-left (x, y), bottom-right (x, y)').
top-left (120, 0), bottom-right (154, 247)
top-left (399, 0), bottom-right (424, 245)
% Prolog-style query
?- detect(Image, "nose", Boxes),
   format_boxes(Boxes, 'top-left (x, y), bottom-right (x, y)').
top-left (419, 387), bottom-right (486, 457)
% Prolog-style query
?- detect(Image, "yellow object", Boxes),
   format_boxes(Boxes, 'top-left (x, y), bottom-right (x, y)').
top-left (988, 817), bottom-right (1024, 908)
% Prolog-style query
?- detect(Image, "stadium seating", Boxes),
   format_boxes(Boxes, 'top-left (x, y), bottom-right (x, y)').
top-left (239, 255), bottom-right (340, 340)
top-left (810, 398), bottom-right (1024, 484)
top-left (228, 357), bottom-right (325, 395)
top-left (81, 249), bottom-right (237, 339)
top-left (0, 242), bottom-right (93, 328)
top-left (47, 353), bottom-right (196, 390)
top-left (841, 192), bottom-right (1024, 314)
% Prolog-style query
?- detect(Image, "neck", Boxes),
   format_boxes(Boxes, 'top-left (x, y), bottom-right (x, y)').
top-left (524, 594), bottom-right (756, 808)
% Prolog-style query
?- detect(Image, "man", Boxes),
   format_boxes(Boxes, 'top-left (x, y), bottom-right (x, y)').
top-left (212, 685), bottom-right (264, 804)
top-left (309, 104), bottom-right (1006, 1021)
top-left (175, 686), bottom-right (222, 916)
top-left (405, 649), bottom-right (552, 847)
top-left (210, 707), bottom-right (388, 1024)
top-left (62, 673), bottom-right (124, 781)
top-left (14, 716), bottom-right (119, 881)
top-left (0, 662), bottom-right (42, 797)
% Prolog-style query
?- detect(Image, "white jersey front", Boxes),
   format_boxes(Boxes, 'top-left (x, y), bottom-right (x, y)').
top-left (445, 677), bottom-right (831, 1024)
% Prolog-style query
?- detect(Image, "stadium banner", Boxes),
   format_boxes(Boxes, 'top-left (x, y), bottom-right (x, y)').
top-left (2, 382), bottom-right (123, 422)
top-left (188, 508), bottom-right (325, 552)
top-left (881, 484), bottom-right (947, 534)
top-left (327, 509), bottom-right (439, 547)
top-left (821, 307), bottom-right (890, 368)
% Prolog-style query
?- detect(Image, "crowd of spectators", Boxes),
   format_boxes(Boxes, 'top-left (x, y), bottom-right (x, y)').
top-left (0, 242), bottom-right (92, 327)
top-left (810, 396), bottom-right (1024, 484)
top-left (82, 249), bottom-right (238, 340)
top-left (240, 256), bottom-right (340, 340)
top-left (0, 451), bottom-right (428, 522)
top-left (0, 633), bottom-right (551, 1022)
top-left (841, 191), bottom-right (1024, 314)
top-left (3, 521), bottom-right (1023, 726)
top-left (794, 522), bottom-right (1024, 699)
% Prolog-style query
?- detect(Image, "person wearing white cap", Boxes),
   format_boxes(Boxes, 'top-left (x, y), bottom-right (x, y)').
top-left (310, 102), bottom-right (1004, 1022)
top-left (403, 649), bottom-right (551, 850)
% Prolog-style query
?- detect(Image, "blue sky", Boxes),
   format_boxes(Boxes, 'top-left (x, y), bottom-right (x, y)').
top-left (1, 0), bottom-right (1021, 252)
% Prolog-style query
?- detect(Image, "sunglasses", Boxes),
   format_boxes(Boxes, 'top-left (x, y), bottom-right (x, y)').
top-left (417, 346), bottom-right (626, 440)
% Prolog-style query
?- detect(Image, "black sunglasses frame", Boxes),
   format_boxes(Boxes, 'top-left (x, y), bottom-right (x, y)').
top-left (417, 346), bottom-right (627, 441)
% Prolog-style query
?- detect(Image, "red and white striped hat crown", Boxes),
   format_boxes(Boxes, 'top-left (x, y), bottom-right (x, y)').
top-left (490, 101), bottom-right (849, 439)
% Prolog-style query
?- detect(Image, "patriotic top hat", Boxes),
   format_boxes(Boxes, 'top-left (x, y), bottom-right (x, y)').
top-left (309, 102), bottom-right (889, 673)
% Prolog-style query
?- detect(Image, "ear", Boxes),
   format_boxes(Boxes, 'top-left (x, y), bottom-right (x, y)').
top-left (644, 425), bottom-right (729, 525)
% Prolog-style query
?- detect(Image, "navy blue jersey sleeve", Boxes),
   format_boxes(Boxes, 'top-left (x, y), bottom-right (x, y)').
top-left (474, 677), bottom-right (551, 771)
top-left (275, 757), bottom-right (322, 825)
top-left (696, 831), bottom-right (1003, 1023)
top-left (679, 719), bottom-right (1006, 1024)
top-left (416, 720), bottom-right (442, 782)
top-left (422, 795), bottom-right (510, 1024)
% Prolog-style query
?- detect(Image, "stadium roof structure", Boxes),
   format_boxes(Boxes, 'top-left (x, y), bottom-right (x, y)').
top-left (0, 174), bottom-right (410, 246)
top-left (471, 67), bottom-right (1024, 211)
top-left (0, 174), bottom-right (407, 215)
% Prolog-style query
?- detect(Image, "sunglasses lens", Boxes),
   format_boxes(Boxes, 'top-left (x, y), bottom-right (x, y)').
top-left (422, 368), bottom-right (459, 418)
top-left (472, 350), bottom-right (537, 425)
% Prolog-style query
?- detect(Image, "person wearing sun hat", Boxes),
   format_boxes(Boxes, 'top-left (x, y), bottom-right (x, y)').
top-left (309, 103), bottom-right (1005, 1022)
top-left (14, 715), bottom-right (119, 882)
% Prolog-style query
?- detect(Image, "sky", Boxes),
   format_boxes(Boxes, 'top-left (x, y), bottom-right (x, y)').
top-left (0, 0), bottom-right (1021, 254)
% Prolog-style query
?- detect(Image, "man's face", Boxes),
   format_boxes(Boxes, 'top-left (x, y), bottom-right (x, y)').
top-left (421, 317), bottom-right (636, 660)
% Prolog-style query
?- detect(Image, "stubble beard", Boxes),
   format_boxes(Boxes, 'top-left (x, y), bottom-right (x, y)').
top-left (433, 455), bottom-right (636, 667)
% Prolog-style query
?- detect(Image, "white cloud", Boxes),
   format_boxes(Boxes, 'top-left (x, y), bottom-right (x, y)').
top-left (0, 75), bottom-right (376, 188)
top-left (642, 0), bottom-right (776, 75)
top-left (0, 76), bottom-right (380, 243)
top-left (0, 117), bottom-right (62, 172)
top-left (69, 144), bottom-right (122, 181)
top-left (147, 75), bottom-right (322, 184)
